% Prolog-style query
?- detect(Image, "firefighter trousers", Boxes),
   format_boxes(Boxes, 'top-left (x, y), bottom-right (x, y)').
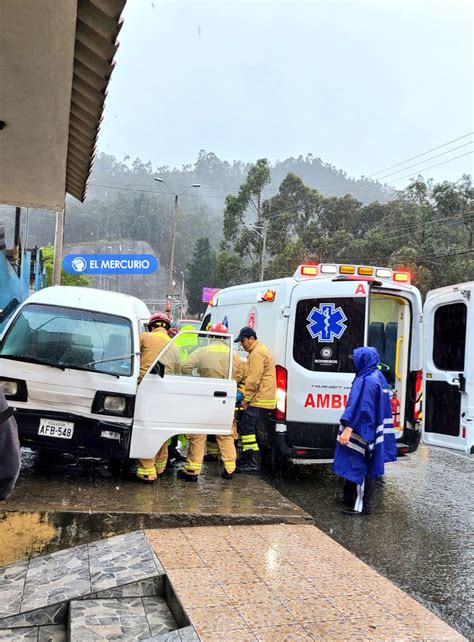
top-left (238, 406), bottom-right (271, 453)
top-left (137, 442), bottom-right (169, 481)
top-left (184, 423), bottom-right (237, 476)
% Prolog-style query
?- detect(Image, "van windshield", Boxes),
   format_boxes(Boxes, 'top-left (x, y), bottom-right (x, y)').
top-left (0, 303), bottom-right (133, 376)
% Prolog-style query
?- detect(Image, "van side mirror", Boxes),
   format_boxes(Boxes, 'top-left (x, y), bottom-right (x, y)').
top-left (150, 361), bottom-right (165, 378)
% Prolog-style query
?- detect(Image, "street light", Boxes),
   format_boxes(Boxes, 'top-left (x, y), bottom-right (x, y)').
top-left (154, 178), bottom-right (200, 315)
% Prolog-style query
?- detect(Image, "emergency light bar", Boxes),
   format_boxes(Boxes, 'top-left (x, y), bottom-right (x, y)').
top-left (293, 264), bottom-right (412, 284)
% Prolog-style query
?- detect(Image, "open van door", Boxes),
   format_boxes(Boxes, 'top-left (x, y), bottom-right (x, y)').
top-left (130, 331), bottom-right (236, 459)
top-left (423, 284), bottom-right (474, 454)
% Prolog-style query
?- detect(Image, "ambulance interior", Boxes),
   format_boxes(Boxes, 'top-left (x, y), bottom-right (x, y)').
top-left (368, 293), bottom-right (411, 431)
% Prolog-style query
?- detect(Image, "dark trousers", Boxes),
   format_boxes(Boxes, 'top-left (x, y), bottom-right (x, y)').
top-left (238, 407), bottom-right (270, 454)
top-left (343, 475), bottom-right (376, 513)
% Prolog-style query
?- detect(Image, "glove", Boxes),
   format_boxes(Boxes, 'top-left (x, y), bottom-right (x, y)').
top-left (236, 390), bottom-right (244, 404)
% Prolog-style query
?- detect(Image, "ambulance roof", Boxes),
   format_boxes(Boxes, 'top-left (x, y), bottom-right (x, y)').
top-left (23, 286), bottom-right (150, 320)
top-left (426, 281), bottom-right (474, 300)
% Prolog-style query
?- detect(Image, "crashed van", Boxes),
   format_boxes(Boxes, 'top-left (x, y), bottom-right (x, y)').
top-left (0, 287), bottom-right (236, 463)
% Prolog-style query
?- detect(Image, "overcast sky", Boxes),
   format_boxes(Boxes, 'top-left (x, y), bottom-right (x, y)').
top-left (99, 0), bottom-right (473, 186)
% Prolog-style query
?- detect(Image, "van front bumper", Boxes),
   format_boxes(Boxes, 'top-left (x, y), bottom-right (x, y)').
top-left (14, 409), bottom-right (131, 460)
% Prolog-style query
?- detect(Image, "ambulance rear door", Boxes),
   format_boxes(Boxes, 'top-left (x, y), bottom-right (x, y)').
top-left (130, 332), bottom-right (236, 459)
top-left (285, 277), bottom-right (370, 452)
top-left (423, 284), bottom-right (474, 454)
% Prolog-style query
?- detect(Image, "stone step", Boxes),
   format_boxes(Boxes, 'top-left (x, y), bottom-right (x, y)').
top-left (68, 596), bottom-right (178, 641)
top-left (0, 531), bottom-right (164, 628)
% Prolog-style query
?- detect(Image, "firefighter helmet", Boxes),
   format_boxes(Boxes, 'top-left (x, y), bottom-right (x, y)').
top-left (148, 312), bottom-right (171, 330)
top-left (209, 323), bottom-right (228, 334)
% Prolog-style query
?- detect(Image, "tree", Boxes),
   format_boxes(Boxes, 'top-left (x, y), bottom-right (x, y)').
top-left (223, 158), bottom-right (271, 279)
top-left (186, 238), bottom-right (216, 315)
top-left (41, 246), bottom-right (92, 287)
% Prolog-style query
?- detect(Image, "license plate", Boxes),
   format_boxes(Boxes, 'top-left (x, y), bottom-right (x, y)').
top-left (38, 419), bottom-right (74, 439)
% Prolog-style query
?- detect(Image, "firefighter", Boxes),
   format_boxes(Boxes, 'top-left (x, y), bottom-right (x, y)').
top-left (177, 323), bottom-right (243, 482)
top-left (233, 326), bottom-right (276, 475)
top-left (333, 346), bottom-right (397, 515)
top-left (136, 312), bottom-right (180, 482)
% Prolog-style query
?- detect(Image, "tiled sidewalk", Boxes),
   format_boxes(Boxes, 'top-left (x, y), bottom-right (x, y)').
top-left (146, 524), bottom-right (465, 642)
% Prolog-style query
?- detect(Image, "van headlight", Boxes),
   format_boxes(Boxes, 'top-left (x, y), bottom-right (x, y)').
top-left (0, 380), bottom-right (18, 396)
top-left (103, 395), bottom-right (127, 414)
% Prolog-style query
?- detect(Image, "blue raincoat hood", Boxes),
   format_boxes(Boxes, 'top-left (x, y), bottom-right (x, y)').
top-left (352, 346), bottom-right (379, 376)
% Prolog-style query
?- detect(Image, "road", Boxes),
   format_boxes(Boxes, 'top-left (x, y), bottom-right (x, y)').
top-left (266, 445), bottom-right (473, 639)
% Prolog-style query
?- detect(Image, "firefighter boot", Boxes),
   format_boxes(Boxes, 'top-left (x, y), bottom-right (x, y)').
top-left (235, 449), bottom-right (260, 475)
top-left (177, 468), bottom-right (198, 482)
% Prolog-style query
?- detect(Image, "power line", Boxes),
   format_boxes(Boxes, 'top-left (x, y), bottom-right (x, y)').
top-left (376, 142), bottom-right (473, 181)
top-left (387, 151), bottom-right (474, 184)
top-left (368, 133), bottom-right (473, 177)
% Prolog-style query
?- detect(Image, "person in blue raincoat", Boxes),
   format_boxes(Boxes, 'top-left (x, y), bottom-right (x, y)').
top-left (333, 346), bottom-right (397, 516)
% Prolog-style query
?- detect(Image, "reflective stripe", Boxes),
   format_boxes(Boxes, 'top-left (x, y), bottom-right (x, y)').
top-left (354, 480), bottom-right (365, 512)
top-left (209, 344), bottom-right (230, 353)
top-left (243, 443), bottom-right (259, 452)
top-left (375, 435), bottom-right (384, 446)
top-left (346, 441), bottom-right (366, 456)
top-left (223, 460), bottom-right (236, 473)
top-left (376, 424), bottom-right (384, 435)
top-left (241, 434), bottom-right (257, 443)
top-left (155, 460), bottom-right (167, 472)
top-left (185, 461), bottom-right (202, 472)
top-left (350, 432), bottom-right (368, 446)
top-left (384, 427), bottom-right (396, 434)
top-left (137, 467), bottom-right (156, 475)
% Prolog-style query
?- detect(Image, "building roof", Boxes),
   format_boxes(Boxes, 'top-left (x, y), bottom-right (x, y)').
top-left (0, 0), bottom-right (125, 210)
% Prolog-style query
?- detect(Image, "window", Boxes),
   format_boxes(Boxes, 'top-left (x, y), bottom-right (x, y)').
top-left (293, 297), bottom-right (366, 372)
top-left (433, 302), bottom-right (466, 371)
top-left (0, 304), bottom-right (133, 376)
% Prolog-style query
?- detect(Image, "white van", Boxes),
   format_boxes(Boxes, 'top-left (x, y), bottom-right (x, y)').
top-left (203, 263), bottom-right (424, 464)
top-left (422, 281), bottom-right (474, 454)
top-left (0, 287), bottom-right (236, 462)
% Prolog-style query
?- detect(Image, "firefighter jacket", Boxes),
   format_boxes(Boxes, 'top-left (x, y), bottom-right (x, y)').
top-left (181, 340), bottom-right (244, 383)
top-left (243, 340), bottom-right (276, 409)
top-left (332, 346), bottom-right (397, 486)
top-left (139, 328), bottom-right (180, 382)
top-left (0, 389), bottom-right (21, 501)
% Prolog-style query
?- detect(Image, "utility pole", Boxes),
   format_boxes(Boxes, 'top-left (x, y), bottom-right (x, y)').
top-left (260, 219), bottom-right (269, 281)
top-left (166, 194), bottom-right (178, 314)
top-left (180, 274), bottom-right (186, 319)
top-left (52, 206), bottom-right (65, 285)
top-left (154, 179), bottom-right (200, 316)
top-left (13, 207), bottom-right (21, 270)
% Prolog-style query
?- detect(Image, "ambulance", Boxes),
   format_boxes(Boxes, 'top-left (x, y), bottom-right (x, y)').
top-left (0, 287), bottom-right (236, 463)
top-left (422, 281), bottom-right (473, 454)
top-left (203, 263), bottom-right (426, 464)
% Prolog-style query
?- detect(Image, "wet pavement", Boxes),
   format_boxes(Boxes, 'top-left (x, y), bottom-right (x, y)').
top-left (266, 446), bottom-right (473, 639)
top-left (0, 450), bottom-right (310, 566)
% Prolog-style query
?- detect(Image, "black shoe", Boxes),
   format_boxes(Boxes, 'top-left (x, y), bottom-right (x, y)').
top-left (341, 507), bottom-right (371, 516)
top-left (236, 450), bottom-right (260, 474)
top-left (221, 469), bottom-right (234, 480)
top-left (168, 448), bottom-right (187, 463)
top-left (177, 468), bottom-right (198, 482)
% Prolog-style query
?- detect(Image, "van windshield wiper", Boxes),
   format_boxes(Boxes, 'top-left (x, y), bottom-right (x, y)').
top-left (0, 354), bottom-right (66, 370)
top-left (80, 354), bottom-right (134, 368)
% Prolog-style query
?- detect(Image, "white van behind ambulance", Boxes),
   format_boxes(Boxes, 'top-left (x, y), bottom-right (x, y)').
top-left (0, 287), bottom-right (237, 464)
top-left (422, 281), bottom-right (474, 454)
top-left (203, 263), bottom-right (424, 465)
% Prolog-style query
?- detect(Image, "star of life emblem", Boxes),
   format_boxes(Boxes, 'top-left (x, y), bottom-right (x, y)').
top-left (306, 303), bottom-right (348, 343)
